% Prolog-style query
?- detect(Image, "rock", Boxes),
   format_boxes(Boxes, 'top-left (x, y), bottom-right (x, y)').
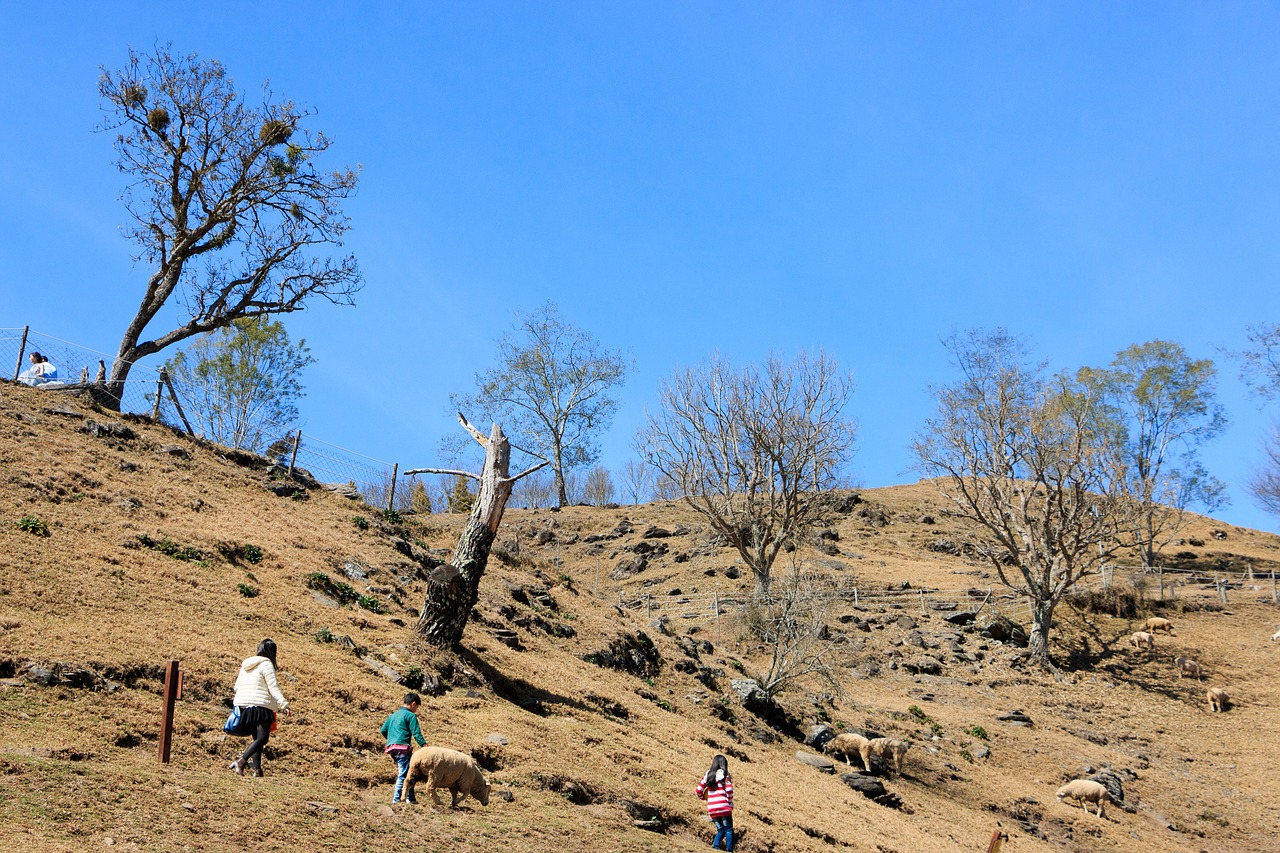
top-left (376, 805), bottom-right (394, 818)
top-left (343, 561), bottom-right (369, 580)
top-left (805, 724), bottom-right (836, 750)
top-left (839, 773), bottom-right (887, 797)
top-left (82, 420), bottom-right (136, 440)
top-left (534, 529), bottom-right (555, 545)
top-left (496, 790), bottom-right (515, 802)
top-left (794, 751), bottom-right (836, 773)
top-left (724, 566), bottom-right (741, 580)
top-left (896, 616), bottom-right (917, 631)
top-left (942, 611), bottom-right (976, 626)
top-left (362, 658), bottom-right (404, 683)
top-left (730, 679), bottom-right (770, 711)
top-left (642, 526), bottom-right (672, 539)
top-left (581, 632), bottom-right (661, 677)
top-left (306, 801), bottom-right (340, 814)
top-left (485, 733), bottom-right (510, 745)
top-left (971, 745), bottom-right (990, 760)
top-left (609, 556), bottom-right (648, 580)
top-left (159, 445), bottom-right (191, 459)
top-left (491, 629), bottom-right (522, 650)
top-left (927, 600), bottom-right (958, 611)
top-left (980, 616), bottom-right (1029, 647)
top-left (903, 656), bottom-right (943, 675)
top-left (1087, 769), bottom-right (1127, 808)
top-left (997, 710), bottom-right (1034, 727)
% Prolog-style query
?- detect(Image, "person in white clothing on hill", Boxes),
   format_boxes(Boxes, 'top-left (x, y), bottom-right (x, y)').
top-left (228, 638), bottom-right (291, 777)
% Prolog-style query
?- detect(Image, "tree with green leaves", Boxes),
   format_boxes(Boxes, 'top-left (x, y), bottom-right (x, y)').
top-left (637, 349), bottom-right (857, 597)
top-left (1077, 340), bottom-right (1227, 568)
top-left (163, 316), bottom-right (314, 451)
top-left (98, 45), bottom-right (360, 408)
top-left (912, 329), bottom-right (1125, 669)
top-left (452, 303), bottom-right (631, 507)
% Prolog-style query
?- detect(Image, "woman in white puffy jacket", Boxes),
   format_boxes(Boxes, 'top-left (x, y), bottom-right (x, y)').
top-left (228, 638), bottom-right (291, 777)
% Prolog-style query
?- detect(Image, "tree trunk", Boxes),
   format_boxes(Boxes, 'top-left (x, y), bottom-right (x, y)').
top-left (1027, 599), bottom-right (1056, 667)
top-left (416, 422), bottom-right (517, 649)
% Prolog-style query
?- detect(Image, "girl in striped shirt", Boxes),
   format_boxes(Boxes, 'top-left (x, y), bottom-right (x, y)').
top-left (694, 754), bottom-right (734, 851)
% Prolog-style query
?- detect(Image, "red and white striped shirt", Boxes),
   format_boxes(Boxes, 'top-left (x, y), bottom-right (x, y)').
top-left (695, 776), bottom-right (734, 817)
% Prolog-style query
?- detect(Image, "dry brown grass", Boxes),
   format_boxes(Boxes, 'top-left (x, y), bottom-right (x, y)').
top-left (2, 382), bottom-right (1280, 851)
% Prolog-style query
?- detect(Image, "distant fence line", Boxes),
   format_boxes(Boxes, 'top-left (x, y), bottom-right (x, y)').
top-left (1, 326), bottom-right (413, 509)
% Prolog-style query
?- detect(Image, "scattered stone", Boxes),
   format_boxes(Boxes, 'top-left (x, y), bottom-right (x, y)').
top-left (896, 616), bottom-right (917, 631)
top-left (159, 445), bottom-right (191, 459)
top-left (724, 566), bottom-right (741, 580)
top-left (485, 733), bottom-right (510, 745)
top-left (642, 526), bottom-right (672, 539)
top-left (492, 629), bottom-right (522, 650)
top-left (980, 616), bottom-right (1029, 647)
top-left (942, 611), bottom-right (976, 626)
top-left (805, 724), bottom-right (836, 750)
top-left (794, 751), bottom-right (836, 773)
top-left (997, 710), bottom-right (1034, 727)
top-left (970, 745), bottom-right (990, 760)
top-left (581, 632), bottom-right (661, 677)
top-left (534, 529), bottom-right (555, 545)
top-left (307, 801), bottom-right (340, 814)
top-left (82, 420), bottom-right (136, 440)
top-left (362, 658), bottom-right (404, 683)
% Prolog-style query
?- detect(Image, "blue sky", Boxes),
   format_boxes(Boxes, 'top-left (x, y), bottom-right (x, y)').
top-left (3, 2), bottom-right (1280, 531)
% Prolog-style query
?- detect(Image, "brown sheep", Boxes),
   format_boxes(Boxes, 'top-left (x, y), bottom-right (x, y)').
top-left (1206, 687), bottom-right (1229, 712)
top-left (862, 738), bottom-right (910, 779)
top-left (823, 732), bottom-right (871, 769)
top-left (404, 746), bottom-right (491, 808)
top-left (1143, 617), bottom-right (1175, 635)
top-left (1175, 656), bottom-right (1203, 680)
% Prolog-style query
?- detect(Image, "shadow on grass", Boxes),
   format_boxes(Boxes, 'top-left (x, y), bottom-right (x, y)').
top-left (457, 647), bottom-right (596, 717)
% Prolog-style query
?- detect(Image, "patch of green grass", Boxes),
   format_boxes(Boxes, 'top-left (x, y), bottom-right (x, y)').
top-left (242, 544), bottom-right (264, 564)
top-left (356, 594), bottom-right (386, 614)
top-left (959, 748), bottom-right (974, 763)
top-left (314, 627), bottom-right (334, 643)
top-left (304, 572), bottom-right (358, 605)
top-left (237, 583), bottom-right (259, 598)
top-left (17, 515), bottom-right (49, 536)
top-left (964, 724), bottom-right (989, 741)
top-left (352, 515), bottom-right (370, 531)
top-left (381, 508), bottom-right (402, 524)
top-left (137, 534), bottom-right (205, 563)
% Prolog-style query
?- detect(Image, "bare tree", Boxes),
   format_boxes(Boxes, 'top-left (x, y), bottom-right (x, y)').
top-left (744, 571), bottom-right (847, 699)
top-left (1248, 424), bottom-right (1280, 518)
top-left (512, 467), bottom-right (554, 509)
top-left (1231, 323), bottom-right (1280, 522)
top-left (619, 459), bottom-right (652, 505)
top-left (406, 415), bottom-right (548, 647)
top-left (452, 303), bottom-right (631, 507)
top-left (911, 329), bottom-right (1125, 668)
top-left (1077, 340), bottom-right (1227, 568)
top-left (97, 46), bottom-right (360, 408)
top-left (636, 349), bottom-right (857, 597)
top-left (582, 465), bottom-right (615, 506)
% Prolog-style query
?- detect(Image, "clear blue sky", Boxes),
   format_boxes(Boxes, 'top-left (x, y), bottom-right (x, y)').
top-left (3, 2), bottom-right (1280, 531)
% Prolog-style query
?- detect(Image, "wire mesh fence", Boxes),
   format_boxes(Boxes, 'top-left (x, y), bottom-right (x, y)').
top-left (1, 326), bottom-right (402, 509)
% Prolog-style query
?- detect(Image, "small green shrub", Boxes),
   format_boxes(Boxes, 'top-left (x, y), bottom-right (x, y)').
top-left (381, 508), bottom-right (402, 525)
top-left (237, 583), bottom-right (259, 598)
top-left (242, 544), bottom-right (264, 564)
top-left (304, 572), bottom-right (358, 605)
top-left (314, 627), bottom-right (334, 643)
top-left (908, 705), bottom-right (929, 721)
top-left (357, 595), bottom-right (386, 614)
top-left (17, 516), bottom-right (49, 536)
top-left (137, 534), bottom-right (205, 563)
top-left (352, 515), bottom-right (370, 530)
top-left (959, 748), bottom-right (974, 763)
top-left (964, 724), bottom-right (989, 741)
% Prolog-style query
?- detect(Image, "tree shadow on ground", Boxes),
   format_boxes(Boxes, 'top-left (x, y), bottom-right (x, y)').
top-left (457, 646), bottom-right (596, 717)
top-left (1057, 619), bottom-right (1207, 706)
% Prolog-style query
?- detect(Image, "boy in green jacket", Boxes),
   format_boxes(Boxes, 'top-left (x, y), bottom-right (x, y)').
top-left (380, 692), bottom-right (427, 803)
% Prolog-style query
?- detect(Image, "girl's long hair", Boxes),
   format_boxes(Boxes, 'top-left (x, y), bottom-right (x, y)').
top-left (256, 638), bottom-right (278, 666)
top-left (702, 754), bottom-right (730, 789)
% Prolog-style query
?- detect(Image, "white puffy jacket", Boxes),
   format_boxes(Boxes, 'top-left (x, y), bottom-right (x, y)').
top-left (232, 656), bottom-right (289, 711)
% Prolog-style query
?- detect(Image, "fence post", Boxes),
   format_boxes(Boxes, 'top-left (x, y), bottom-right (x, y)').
top-left (151, 372), bottom-right (164, 421)
top-left (158, 659), bottom-right (180, 763)
top-left (646, 594), bottom-right (652, 621)
top-left (853, 586), bottom-right (858, 607)
top-left (12, 325), bottom-right (28, 381)
top-left (1158, 567), bottom-right (1164, 601)
top-left (1272, 570), bottom-right (1277, 604)
top-left (595, 556), bottom-right (600, 596)
top-left (919, 589), bottom-right (926, 613)
top-left (287, 430), bottom-right (302, 478)
top-left (160, 369), bottom-right (195, 435)
top-left (713, 592), bottom-right (720, 647)
top-left (386, 463), bottom-right (399, 512)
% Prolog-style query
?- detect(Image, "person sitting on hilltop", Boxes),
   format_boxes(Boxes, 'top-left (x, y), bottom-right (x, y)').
top-left (17, 352), bottom-right (58, 387)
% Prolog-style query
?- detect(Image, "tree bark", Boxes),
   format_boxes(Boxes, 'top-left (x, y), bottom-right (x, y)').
top-left (412, 417), bottom-right (546, 649)
top-left (1027, 599), bottom-right (1056, 667)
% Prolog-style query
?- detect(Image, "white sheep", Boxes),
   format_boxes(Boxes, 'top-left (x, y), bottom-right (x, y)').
top-left (1143, 617), bottom-right (1175, 635)
top-left (1056, 779), bottom-right (1111, 818)
top-left (823, 733), bottom-right (871, 769)
top-left (1128, 631), bottom-right (1154, 650)
top-left (1271, 627), bottom-right (1280, 642)
top-left (1175, 656), bottom-right (1203, 680)
top-left (1206, 687), bottom-right (1229, 712)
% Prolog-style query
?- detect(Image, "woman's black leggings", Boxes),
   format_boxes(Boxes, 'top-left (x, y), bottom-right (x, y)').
top-left (238, 721), bottom-right (271, 770)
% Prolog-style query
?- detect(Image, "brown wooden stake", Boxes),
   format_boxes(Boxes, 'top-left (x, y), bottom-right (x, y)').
top-left (287, 429), bottom-right (302, 478)
top-left (160, 369), bottom-right (195, 435)
top-left (158, 659), bottom-right (180, 763)
top-left (386, 462), bottom-right (399, 511)
top-left (12, 325), bottom-right (28, 381)
top-left (986, 829), bottom-right (1005, 853)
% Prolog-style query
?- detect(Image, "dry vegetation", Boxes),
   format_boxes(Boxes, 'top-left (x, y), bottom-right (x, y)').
top-left (2, 382), bottom-right (1280, 852)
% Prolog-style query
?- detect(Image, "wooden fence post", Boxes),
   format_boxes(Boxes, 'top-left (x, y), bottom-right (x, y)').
top-left (1272, 569), bottom-right (1277, 604)
top-left (151, 372), bottom-right (164, 421)
top-left (594, 556), bottom-right (600, 596)
top-left (287, 430), bottom-right (302, 477)
top-left (713, 592), bottom-right (721, 647)
top-left (986, 829), bottom-right (1006, 853)
top-left (158, 659), bottom-right (180, 763)
top-left (12, 325), bottom-right (28, 380)
top-left (386, 462), bottom-right (399, 511)
top-left (1158, 567), bottom-right (1164, 601)
top-left (160, 369), bottom-right (195, 435)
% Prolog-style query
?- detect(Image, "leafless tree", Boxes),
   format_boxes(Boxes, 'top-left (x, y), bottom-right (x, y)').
top-left (744, 571), bottom-right (848, 699)
top-left (582, 464), bottom-right (615, 506)
top-left (1249, 424), bottom-right (1280, 518)
top-left (636, 349), bottom-right (857, 597)
top-left (406, 414), bottom-right (548, 647)
top-left (1230, 323), bottom-right (1280, 522)
top-left (619, 459), bottom-right (652, 505)
top-left (911, 329), bottom-right (1125, 669)
top-left (97, 46), bottom-right (361, 408)
top-left (512, 467), bottom-right (554, 509)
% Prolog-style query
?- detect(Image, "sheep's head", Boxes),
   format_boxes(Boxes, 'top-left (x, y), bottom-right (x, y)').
top-left (476, 778), bottom-right (491, 806)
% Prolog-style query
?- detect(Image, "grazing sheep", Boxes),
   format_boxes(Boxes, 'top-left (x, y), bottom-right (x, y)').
top-left (1271, 627), bottom-right (1280, 642)
top-left (1175, 656), bottom-right (1203, 680)
top-left (861, 737), bottom-right (910, 779)
top-left (1056, 779), bottom-right (1111, 818)
top-left (824, 732), bottom-right (871, 768)
top-left (1207, 687), bottom-right (1229, 712)
top-left (404, 746), bottom-right (491, 808)
top-left (1128, 631), bottom-right (1154, 650)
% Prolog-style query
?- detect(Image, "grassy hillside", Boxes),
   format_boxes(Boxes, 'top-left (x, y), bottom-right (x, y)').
top-left (2, 381), bottom-right (1279, 852)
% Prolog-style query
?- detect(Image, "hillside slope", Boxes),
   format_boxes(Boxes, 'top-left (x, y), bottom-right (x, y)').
top-left (2, 381), bottom-right (1279, 852)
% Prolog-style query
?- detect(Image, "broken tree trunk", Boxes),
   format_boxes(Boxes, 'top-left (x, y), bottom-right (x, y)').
top-left (406, 414), bottom-right (548, 649)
